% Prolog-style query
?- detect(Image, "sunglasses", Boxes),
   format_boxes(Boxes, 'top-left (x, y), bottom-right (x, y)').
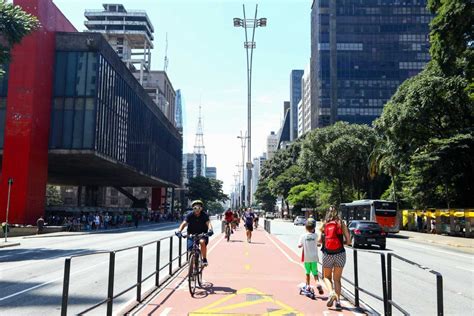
top-left (193, 206), bottom-right (201, 209)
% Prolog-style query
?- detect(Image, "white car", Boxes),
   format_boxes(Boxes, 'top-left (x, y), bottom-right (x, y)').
top-left (294, 216), bottom-right (306, 226)
top-left (265, 212), bottom-right (275, 220)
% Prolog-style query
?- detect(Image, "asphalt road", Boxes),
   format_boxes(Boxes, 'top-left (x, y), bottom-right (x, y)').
top-left (0, 219), bottom-right (221, 316)
top-left (271, 220), bottom-right (474, 316)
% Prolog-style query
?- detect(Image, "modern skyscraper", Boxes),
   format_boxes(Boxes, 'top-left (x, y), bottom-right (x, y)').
top-left (298, 63), bottom-right (312, 137)
top-left (289, 70), bottom-right (304, 140)
top-left (310, 0), bottom-right (432, 127)
top-left (205, 167), bottom-right (217, 179)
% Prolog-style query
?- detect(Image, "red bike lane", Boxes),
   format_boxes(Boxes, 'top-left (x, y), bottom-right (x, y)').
top-left (137, 226), bottom-right (364, 315)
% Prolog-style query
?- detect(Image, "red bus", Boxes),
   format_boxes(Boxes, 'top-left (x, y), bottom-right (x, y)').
top-left (339, 200), bottom-right (399, 233)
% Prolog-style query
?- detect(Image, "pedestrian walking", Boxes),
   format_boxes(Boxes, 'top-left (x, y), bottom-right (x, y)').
top-left (298, 218), bottom-right (324, 297)
top-left (319, 205), bottom-right (350, 311)
top-left (36, 216), bottom-right (45, 235)
top-left (134, 212), bottom-right (140, 228)
top-left (244, 208), bottom-right (255, 243)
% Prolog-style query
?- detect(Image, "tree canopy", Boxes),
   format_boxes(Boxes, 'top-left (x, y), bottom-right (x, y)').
top-left (186, 177), bottom-right (228, 205)
top-left (0, 1), bottom-right (39, 76)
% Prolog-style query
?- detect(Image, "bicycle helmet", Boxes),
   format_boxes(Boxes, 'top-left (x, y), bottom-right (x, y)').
top-left (191, 200), bottom-right (204, 207)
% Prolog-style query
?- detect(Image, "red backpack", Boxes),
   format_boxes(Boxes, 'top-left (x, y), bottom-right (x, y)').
top-left (324, 220), bottom-right (344, 254)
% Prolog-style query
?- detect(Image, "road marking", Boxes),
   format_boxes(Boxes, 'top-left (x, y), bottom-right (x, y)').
top-left (390, 238), bottom-right (474, 259)
top-left (159, 307), bottom-right (172, 316)
top-left (456, 266), bottom-right (474, 272)
top-left (245, 264), bottom-right (251, 270)
top-left (0, 260), bottom-right (104, 302)
top-left (265, 233), bottom-right (300, 265)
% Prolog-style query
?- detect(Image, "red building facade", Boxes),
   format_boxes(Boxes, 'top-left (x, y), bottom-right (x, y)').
top-left (0, 0), bottom-right (76, 224)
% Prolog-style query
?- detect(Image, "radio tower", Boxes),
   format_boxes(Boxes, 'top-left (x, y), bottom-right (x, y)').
top-left (194, 106), bottom-right (205, 154)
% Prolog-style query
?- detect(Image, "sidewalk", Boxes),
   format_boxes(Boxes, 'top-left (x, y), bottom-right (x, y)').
top-left (133, 227), bottom-right (365, 316)
top-left (396, 230), bottom-right (474, 253)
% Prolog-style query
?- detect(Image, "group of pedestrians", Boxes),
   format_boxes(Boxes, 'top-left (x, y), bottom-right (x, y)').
top-left (297, 205), bottom-right (350, 311)
top-left (222, 207), bottom-right (259, 243)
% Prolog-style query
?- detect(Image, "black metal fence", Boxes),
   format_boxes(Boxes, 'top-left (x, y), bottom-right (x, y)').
top-left (60, 234), bottom-right (187, 316)
top-left (387, 253), bottom-right (444, 316)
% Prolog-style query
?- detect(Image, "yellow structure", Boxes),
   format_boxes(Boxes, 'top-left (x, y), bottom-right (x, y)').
top-left (402, 209), bottom-right (474, 237)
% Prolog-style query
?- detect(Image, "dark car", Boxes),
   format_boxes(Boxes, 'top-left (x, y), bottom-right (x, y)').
top-left (348, 220), bottom-right (386, 250)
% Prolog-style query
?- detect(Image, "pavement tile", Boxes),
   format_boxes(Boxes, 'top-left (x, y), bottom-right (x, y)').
top-left (137, 227), bottom-right (365, 316)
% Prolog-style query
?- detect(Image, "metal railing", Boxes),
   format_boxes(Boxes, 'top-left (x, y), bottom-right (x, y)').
top-left (387, 253), bottom-right (443, 316)
top-left (341, 249), bottom-right (388, 315)
top-left (60, 234), bottom-right (187, 316)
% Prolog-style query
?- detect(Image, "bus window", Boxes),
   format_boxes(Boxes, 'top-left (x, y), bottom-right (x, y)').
top-left (355, 206), bottom-right (370, 220)
top-left (374, 201), bottom-right (397, 217)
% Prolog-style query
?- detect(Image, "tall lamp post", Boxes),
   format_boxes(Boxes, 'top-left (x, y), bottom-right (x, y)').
top-left (237, 130), bottom-right (247, 207)
top-left (234, 5), bottom-right (267, 208)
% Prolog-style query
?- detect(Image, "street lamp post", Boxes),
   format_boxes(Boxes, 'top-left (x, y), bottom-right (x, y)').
top-left (234, 5), bottom-right (266, 208)
top-left (237, 130), bottom-right (247, 207)
top-left (4, 178), bottom-right (13, 243)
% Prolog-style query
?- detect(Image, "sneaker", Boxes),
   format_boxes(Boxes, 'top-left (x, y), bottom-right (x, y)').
top-left (316, 285), bottom-right (324, 295)
top-left (335, 301), bottom-right (342, 310)
top-left (327, 291), bottom-right (337, 307)
top-left (202, 258), bottom-right (208, 267)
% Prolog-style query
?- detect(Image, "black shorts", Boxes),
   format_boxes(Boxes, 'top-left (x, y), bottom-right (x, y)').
top-left (245, 224), bottom-right (253, 232)
top-left (187, 235), bottom-right (209, 251)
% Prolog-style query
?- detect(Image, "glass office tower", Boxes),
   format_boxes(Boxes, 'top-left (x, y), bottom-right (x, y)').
top-left (310, 0), bottom-right (432, 127)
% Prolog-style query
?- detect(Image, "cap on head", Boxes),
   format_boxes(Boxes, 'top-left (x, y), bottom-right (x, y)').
top-left (306, 218), bottom-right (316, 229)
top-left (191, 200), bottom-right (204, 207)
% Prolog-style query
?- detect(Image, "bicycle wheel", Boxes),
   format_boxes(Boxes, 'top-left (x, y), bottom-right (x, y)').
top-left (196, 250), bottom-right (203, 287)
top-left (188, 253), bottom-right (197, 296)
top-left (225, 226), bottom-right (230, 242)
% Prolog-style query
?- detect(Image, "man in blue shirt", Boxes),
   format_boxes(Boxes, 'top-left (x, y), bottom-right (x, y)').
top-left (244, 208), bottom-right (255, 243)
top-left (176, 200), bottom-right (214, 266)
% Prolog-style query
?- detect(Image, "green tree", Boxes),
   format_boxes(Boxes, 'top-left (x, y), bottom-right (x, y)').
top-left (268, 165), bottom-right (308, 214)
top-left (287, 182), bottom-right (318, 208)
top-left (254, 178), bottom-right (276, 212)
top-left (46, 185), bottom-right (62, 206)
top-left (186, 177), bottom-right (228, 204)
top-left (0, 1), bottom-right (39, 76)
top-left (206, 201), bottom-right (225, 215)
top-left (299, 122), bottom-right (378, 204)
top-left (427, 0), bottom-right (473, 78)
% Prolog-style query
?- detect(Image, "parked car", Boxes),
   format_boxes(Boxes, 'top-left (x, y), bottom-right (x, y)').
top-left (265, 212), bottom-right (275, 220)
top-left (294, 216), bottom-right (306, 226)
top-left (348, 220), bottom-right (386, 250)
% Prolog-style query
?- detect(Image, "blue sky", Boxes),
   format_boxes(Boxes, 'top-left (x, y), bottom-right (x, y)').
top-left (53, 0), bottom-right (311, 193)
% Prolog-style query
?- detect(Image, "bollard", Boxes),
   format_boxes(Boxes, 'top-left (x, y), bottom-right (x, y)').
top-left (60, 258), bottom-right (71, 316)
top-left (353, 250), bottom-right (359, 308)
top-left (106, 252), bottom-right (116, 316)
top-left (436, 274), bottom-right (444, 316)
top-left (169, 236), bottom-right (173, 276)
top-left (137, 246), bottom-right (143, 302)
top-left (155, 240), bottom-right (161, 287)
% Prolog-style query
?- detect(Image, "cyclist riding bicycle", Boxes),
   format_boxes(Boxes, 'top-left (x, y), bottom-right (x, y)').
top-left (224, 208), bottom-right (234, 233)
top-left (176, 200), bottom-right (214, 266)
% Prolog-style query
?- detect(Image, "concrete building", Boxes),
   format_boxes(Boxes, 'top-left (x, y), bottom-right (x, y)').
top-left (206, 167), bottom-right (217, 179)
top-left (251, 154), bottom-right (267, 200)
top-left (310, 0), bottom-right (432, 127)
top-left (298, 63), bottom-right (312, 137)
top-left (289, 70), bottom-right (304, 140)
top-left (266, 131), bottom-right (278, 160)
top-left (182, 153), bottom-right (207, 185)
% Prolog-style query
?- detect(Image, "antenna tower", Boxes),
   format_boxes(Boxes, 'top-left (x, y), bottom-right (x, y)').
top-left (163, 32), bottom-right (169, 72)
top-left (193, 106), bottom-right (205, 154)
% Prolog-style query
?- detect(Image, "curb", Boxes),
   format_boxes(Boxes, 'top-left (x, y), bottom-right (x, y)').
top-left (21, 222), bottom-right (179, 239)
top-left (0, 242), bottom-right (21, 248)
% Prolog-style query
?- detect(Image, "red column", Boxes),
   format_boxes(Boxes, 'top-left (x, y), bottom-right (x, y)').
top-left (0, 0), bottom-right (76, 224)
top-left (151, 187), bottom-right (167, 212)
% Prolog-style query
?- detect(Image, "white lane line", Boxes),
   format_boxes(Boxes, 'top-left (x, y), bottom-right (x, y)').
top-left (456, 266), bottom-right (474, 272)
top-left (265, 233), bottom-right (299, 265)
top-left (159, 307), bottom-right (172, 316)
top-left (0, 259), bottom-right (106, 302)
top-left (389, 238), bottom-right (474, 259)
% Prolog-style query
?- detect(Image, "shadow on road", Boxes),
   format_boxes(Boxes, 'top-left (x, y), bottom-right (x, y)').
top-left (192, 282), bottom-right (237, 299)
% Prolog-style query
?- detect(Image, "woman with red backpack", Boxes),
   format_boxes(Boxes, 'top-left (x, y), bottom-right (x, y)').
top-left (318, 205), bottom-right (351, 310)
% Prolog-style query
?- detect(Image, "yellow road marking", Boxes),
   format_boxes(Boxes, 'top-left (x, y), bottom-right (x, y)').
top-left (244, 264), bottom-right (251, 270)
top-left (191, 287), bottom-right (302, 315)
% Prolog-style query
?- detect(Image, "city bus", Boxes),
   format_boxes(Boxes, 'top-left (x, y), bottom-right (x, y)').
top-left (339, 200), bottom-right (400, 233)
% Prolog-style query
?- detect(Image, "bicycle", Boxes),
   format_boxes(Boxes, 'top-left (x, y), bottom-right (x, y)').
top-left (224, 221), bottom-right (231, 242)
top-left (183, 232), bottom-right (209, 296)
